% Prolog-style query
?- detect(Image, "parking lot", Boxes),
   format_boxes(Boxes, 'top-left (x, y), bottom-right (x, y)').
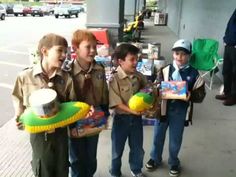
top-left (0, 14), bottom-right (86, 126)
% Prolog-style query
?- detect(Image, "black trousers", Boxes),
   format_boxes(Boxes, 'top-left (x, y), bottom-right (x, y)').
top-left (30, 128), bottom-right (69, 177)
top-left (222, 45), bottom-right (236, 98)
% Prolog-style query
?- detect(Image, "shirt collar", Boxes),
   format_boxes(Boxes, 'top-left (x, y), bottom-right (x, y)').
top-left (33, 62), bottom-right (44, 76)
top-left (116, 66), bottom-right (129, 79)
top-left (73, 59), bottom-right (101, 75)
top-left (32, 62), bottom-right (64, 78)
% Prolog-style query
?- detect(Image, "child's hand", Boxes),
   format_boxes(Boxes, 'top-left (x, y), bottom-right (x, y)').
top-left (131, 110), bottom-right (145, 116)
top-left (181, 91), bottom-right (191, 102)
top-left (85, 105), bottom-right (95, 118)
top-left (15, 116), bottom-right (24, 130)
top-left (70, 127), bottom-right (78, 137)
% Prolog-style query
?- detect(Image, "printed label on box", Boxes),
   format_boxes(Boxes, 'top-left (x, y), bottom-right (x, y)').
top-left (161, 81), bottom-right (187, 99)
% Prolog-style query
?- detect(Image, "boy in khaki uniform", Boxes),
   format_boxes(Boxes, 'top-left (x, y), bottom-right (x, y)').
top-left (12, 33), bottom-right (76, 177)
top-left (69, 30), bottom-right (109, 177)
top-left (109, 43), bottom-right (147, 177)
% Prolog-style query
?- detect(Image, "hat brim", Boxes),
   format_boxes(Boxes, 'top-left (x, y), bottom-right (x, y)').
top-left (172, 47), bottom-right (191, 54)
top-left (20, 102), bottom-right (90, 133)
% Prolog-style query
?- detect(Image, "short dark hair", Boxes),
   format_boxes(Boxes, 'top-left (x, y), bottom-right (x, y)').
top-left (112, 43), bottom-right (140, 62)
top-left (172, 47), bottom-right (191, 54)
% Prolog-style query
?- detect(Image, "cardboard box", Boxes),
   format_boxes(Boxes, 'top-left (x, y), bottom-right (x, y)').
top-left (136, 59), bottom-right (154, 76)
top-left (95, 56), bottom-right (111, 68)
top-left (161, 81), bottom-right (187, 99)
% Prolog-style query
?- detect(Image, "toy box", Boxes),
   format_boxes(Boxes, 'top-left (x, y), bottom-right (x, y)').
top-left (94, 56), bottom-right (112, 68)
top-left (136, 58), bottom-right (154, 76)
top-left (74, 111), bottom-right (107, 138)
top-left (160, 81), bottom-right (187, 99)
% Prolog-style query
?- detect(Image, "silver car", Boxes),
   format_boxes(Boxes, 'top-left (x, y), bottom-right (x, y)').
top-left (54, 4), bottom-right (80, 18)
top-left (0, 4), bottom-right (6, 20)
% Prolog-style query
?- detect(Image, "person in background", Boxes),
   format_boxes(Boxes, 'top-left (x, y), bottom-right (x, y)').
top-left (109, 43), bottom-right (148, 177)
top-left (12, 33), bottom-right (76, 177)
top-left (215, 8), bottom-right (236, 106)
top-left (145, 39), bottom-right (205, 177)
top-left (69, 29), bottom-right (109, 177)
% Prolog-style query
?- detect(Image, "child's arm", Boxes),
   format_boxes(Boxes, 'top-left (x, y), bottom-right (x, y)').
top-left (190, 76), bottom-right (206, 103)
top-left (12, 76), bottom-right (25, 129)
top-left (115, 103), bottom-right (142, 116)
top-left (101, 70), bottom-right (110, 117)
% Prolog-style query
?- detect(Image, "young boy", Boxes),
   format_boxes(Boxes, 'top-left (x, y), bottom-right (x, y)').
top-left (109, 43), bottom-right (148, 177)
top-left (12, 33), bottom-right (76, 177)
top-left (145, 39), bottom-right (205, 176)
top-left (69, 29), bottom-right (109, 177)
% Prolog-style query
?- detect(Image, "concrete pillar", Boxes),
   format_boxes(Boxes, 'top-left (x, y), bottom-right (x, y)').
top-left (124, 0), bottom-right (146, 22)
top-left (124, 0), bottom-right (136, 22)
top-left (86, 0), bottom-right (125, 47)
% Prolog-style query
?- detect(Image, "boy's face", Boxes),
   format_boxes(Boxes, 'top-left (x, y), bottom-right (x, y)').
top-left (173, 50), bottom-right (190, 66)
top-left (74, 40), bottom-right (97, 64)
top-left (44, 45), bottom-right (67, 68)
top-left (119, 53), bottom-right (138, 74)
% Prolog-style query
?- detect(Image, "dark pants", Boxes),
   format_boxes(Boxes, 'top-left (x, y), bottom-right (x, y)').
top-left (222, 45), bottom-right (236, 98)
top-left (69, 135), bottom-right (99, 177)
top-left (30, 128), bottom-right (69, 177)
top-left (110, 114), bottom-right (144, 176)
top-left (150, 101), bottom-right (188, 167)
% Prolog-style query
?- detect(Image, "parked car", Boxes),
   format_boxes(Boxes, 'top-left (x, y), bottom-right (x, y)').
top-left (46, 4), bottom-right (55, 15)
top-left (13, 4), bottom-right (26, 16)
top-left (54, 4), bottom-right (80, 18)
top-left (2, 4), bottom-right (13, 15)
top-left (41, 4), bottom-right (52, 15)
top-left (71, 4), bottom-right (83, 13)
top-left (23, 6), bottom-right (32, 16)
top-left (31, 6), bottom-right (44, 16)
top-left (0, 4), bottom-right (6, 20)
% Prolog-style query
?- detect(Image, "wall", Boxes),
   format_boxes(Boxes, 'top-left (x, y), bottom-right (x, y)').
top-left (166, 0), bottom-right (182, 35)
top-left (166, 0), bottom-right (236, 55)
top-left (124, 0), bottom-right (136, 21)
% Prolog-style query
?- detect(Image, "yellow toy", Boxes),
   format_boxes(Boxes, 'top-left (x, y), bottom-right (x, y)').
top-left (128, 92), bottom-right (154, 112)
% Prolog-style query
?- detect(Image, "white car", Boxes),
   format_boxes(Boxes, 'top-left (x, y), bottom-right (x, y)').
top-left (13, 4), bottom-right (26, 16)
top-left (0, 4), bottom-right (6, 20)
top-left (54, 4), bottom-right (80, 18)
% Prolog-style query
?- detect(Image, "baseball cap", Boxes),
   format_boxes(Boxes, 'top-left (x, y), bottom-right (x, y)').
top-left (172, 39), bottom-right (191, 54)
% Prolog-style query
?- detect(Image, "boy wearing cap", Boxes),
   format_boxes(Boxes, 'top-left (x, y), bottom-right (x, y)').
top-left (145, 39), bottom-right (205, 176)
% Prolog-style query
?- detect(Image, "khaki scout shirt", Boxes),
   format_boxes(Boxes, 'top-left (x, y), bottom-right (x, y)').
top-left (12, 63), bottom-right (76, 116)
top-left (71, 60), bottom-right (109, 106)
top-left (109, 66), bottom-right (147, 114)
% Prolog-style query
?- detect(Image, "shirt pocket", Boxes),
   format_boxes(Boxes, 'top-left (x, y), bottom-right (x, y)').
top-left (120, 86), bottom-right (130, 102)
top-left (22, 83), bottom-right (41, 107)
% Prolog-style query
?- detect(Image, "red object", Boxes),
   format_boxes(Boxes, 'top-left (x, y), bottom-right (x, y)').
top-left (71, 52), bottom-right (77, 60)
top-left (88, 28), bottom-right (110, 47)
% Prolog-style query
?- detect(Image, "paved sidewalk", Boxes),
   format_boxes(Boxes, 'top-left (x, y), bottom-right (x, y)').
top-left (1, 19), bottom-right (236, 177)
top-left (0, 119), bottom-right (33, 177)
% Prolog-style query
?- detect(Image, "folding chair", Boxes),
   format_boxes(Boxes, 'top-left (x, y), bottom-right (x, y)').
top-left (189, 39), bottom-right (223, 89)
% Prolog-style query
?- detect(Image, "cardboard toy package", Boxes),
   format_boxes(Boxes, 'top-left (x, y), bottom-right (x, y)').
top-left (94, 56), bottom-right (111, 68)
top-left (136, 58), bottom-right (154, 76)
top-left (73, 111), bottom-right (107, 138)
top-left (161, 81), bottom-right (187, 99)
